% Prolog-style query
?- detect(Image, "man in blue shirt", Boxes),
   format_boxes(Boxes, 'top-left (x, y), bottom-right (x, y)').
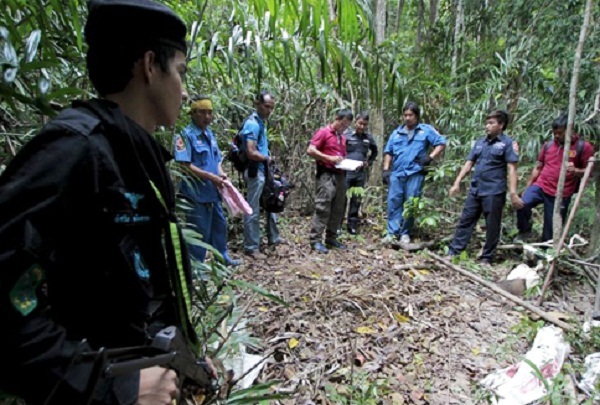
top-left (174, 95), bottom-right (240, 266)
top-left (382, 102), bottom-right (446, 244)
top-left (446, 110), bottom-right (524, 265)
top-left (241, 91), bottom-right (282, 258)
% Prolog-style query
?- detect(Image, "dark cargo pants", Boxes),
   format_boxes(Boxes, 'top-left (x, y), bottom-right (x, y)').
top-left (345, 171), bottom-right (366, 230)
top-left (310, 172), bottom-right (346, 244)
top-left (448, 192), bottom-right (505, 262)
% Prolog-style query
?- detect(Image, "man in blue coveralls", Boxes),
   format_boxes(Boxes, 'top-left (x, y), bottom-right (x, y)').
top-left (174, 95), bottom-right (241, 266)
top-left (382, 102), bottom-right (446, 244)
top-left (446, 110), bottom-right (524, 265)
top-left (241, 91), bottom-right (282, 259)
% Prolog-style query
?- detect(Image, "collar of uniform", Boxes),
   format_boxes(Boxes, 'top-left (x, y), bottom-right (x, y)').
top-left (485, 133), bottom-right (504, 144)
top-left (190, 123), bottom-right (212, 139)
top-left (398, 123), bottom-right (421, 134)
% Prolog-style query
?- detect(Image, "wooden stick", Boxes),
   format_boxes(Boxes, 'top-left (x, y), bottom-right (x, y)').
top-left (566, 258), bottom-right (600, 269)
top-left (563, 246), bottom-right (598, 287)
top-left (428, 252), bottom-right (574, 331)
top-left (538, 157), bottom-right (596, 305)
top-left (497, 242), bottom-right (553, 250)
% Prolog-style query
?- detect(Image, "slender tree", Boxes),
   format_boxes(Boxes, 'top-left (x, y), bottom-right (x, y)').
top-left (552, 0), bottom-right (593, 248)
top-left (369, 0), bottom-right (386, 184)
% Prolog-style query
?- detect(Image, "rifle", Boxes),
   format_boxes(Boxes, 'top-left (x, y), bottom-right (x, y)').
top-left (82, 326), bottom-right (218, 404)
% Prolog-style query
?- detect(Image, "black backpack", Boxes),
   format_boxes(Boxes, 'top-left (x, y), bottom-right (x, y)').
top-left (228, 133), bottom-right (249, 173)
top-left (261, 164), bottom-right (293, 213)
top-left (227, 115), bottom-right (264, 173)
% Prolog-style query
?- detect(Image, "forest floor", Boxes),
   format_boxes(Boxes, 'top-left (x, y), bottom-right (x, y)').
top-left (233, 214), bottom-right (597, 404)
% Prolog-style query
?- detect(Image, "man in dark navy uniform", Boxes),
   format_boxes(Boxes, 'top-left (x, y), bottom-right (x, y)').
top-left (343, 112), bottom-right (378, 234)
top-left (0, 1), bottom-right (215, 404)
top-left (446, 110), bottom-right (524, 265)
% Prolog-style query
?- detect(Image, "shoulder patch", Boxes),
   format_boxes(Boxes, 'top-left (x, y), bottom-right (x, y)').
top-left (512, 141), bottom-right (519, 154)
top-left (10, 264), bottom-right (46, 316)
top-left (175, 135), bottom-right (186, 151)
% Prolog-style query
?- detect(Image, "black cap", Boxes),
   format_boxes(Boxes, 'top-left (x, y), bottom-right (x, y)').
top-left (85, 0), bottom-right (187, 54)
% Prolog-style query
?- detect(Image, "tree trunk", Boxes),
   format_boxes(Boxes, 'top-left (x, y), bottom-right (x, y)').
top-left (327, 0), bottom-right (336, 22)
top-left (552, 0), bottom-right (593, 249)
top-left (429, 0), bottom-right (439, 30)
top-left (588, 88), bottom-right (600, 259)
top-left (369, 0), bottom-right (386, 185)
top-left (450, 0), bottom-right (464, 84)
top-left (592, 173), bottom-right (600, 260)
top-left (415, 0), bottom-right (425, 51)
top-left (395, 0), bottom-right (404, 34)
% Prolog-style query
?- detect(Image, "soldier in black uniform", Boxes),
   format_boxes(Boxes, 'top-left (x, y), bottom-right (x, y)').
top-left (343, 112), bottom-right (378, 234)
top-left (446, 110), bottom-right (524, 264)
top-left (0, 1), bottom-right (215, 404)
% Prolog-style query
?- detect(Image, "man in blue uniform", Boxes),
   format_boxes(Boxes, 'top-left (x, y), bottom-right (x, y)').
top-left (344, 112), bottom-right (378, 234)
top-left (241, 91), bottom-right (282, 258)
top-left (0, 1), bottom-right (215, 403)
top-left (446, 110), bottom-right (524, 264)
top-left (174, 96), bottom-right (240, 267)
top-left (382, 102), bottom-right (446, 244)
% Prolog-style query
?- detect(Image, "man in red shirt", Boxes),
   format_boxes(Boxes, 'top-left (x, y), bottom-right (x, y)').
top-left (307, 109), bottom-right (354, 253)
top-left (516, 114), bottom-right (595, 242)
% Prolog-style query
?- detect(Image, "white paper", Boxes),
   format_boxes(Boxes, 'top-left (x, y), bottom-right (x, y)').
top-left (335, 159), bottom-right (364, 171)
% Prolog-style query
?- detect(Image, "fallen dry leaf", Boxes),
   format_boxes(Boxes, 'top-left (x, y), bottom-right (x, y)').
top-left (394, 313), bottom-right (410, 323)
top-left (288, 337), bottom-right (300, 349)
top-left (231, 215), bottom-right (592, 405)
top-left (355, 326), bottom-right (376, 334)
top-left (358, 249), bottom-right (370, 257)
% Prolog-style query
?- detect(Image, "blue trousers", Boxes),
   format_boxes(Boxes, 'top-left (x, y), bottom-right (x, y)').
top-left (386, 172), bottom-right (425, 237)
top-left (186, 201), bottom-right (231, 263)
top-left (449, 192), bottom-right (505, 262)
top-left (516, 185), bottom-right (570, 242)
top-left (243, 170), bottom-right (280, 252)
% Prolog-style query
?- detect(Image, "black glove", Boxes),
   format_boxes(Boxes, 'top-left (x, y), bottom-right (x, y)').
top-left (417, 155), bottom-right (433, 166)
top-left (382, 170), bottom-right (390, 185)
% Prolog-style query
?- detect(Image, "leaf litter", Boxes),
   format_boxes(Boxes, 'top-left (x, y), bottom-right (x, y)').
top-left (232, 216), bottom-right (595, 404)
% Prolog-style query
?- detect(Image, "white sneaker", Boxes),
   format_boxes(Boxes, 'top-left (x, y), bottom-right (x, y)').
top-left (400, 234), bottom-right (411, 244)
top-left (382, 235), bottom-right (396, 245)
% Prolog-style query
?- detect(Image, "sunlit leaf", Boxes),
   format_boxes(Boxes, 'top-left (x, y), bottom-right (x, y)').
top-left (393, 313), bottom-right (410, 323)
top-left (356, 326), bottom-right (376, 334)
top-left (288, 337), bottom-right (300, 348)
